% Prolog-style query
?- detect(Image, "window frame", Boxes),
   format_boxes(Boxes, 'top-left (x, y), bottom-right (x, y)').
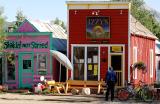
top-left (36, 53), bottom-right (48, 75)
top-left (150, 49), bottom-right (154, 78)
top-left (133, 47), bottom-right (138, 79)
top-left (6, 53), bottom-right (16, 81)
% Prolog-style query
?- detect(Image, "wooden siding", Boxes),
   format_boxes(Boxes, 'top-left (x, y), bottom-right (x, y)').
top-left (69, 9), bottom-right (128, 45)
top-left (130, 35), bottom-right (156, 84)
top-left (100, 47), bottom-right (108, 80)
top-left (68, 9), bottom-right (129, 81)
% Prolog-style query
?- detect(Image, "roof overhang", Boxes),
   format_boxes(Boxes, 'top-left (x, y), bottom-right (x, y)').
top-left (66, 1), bottom-right (130, 10)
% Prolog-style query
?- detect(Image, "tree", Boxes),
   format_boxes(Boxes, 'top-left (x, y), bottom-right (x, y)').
top-left (51, 17), bottom-right (60, 25)
top-left (50, 17), bottom-right (67, 32)
top-left (13, 10), bottom-right (26, 31)
top-left (112, 0), bottom-right (160, 39)
top-left (0, 6), bottom-right (6, 51)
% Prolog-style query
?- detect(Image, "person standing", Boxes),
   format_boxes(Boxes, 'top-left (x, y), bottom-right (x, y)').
top-left (105, 66), bottom-right (117, 101)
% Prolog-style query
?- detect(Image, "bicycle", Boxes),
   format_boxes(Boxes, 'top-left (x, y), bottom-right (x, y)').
top-left (117, 80), bottom-right (154, 102)
top-left (117, 81), bottom-right (136, 101)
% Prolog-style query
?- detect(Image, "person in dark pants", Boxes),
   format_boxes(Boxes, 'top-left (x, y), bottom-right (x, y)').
top-left (105, 66), bottom-right (117, 101)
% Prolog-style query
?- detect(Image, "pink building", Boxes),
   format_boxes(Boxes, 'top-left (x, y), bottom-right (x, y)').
top-left (1, 19), bottom-right (67, 89)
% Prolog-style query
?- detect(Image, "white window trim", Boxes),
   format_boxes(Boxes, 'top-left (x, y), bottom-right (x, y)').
top-left (71, 44), bottom-right (125, 83)
top-left (133, 47), bottom-right (137, 79)
top-left (150, 49), bottom-right (153, 78)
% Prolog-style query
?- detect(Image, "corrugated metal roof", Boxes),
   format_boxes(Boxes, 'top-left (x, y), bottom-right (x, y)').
top-left (130, 15), bottom-right (158, 39)
top-left (29, 20), bottom-right (67, 39)
top-left (27, 19), bottom-right (67, 51)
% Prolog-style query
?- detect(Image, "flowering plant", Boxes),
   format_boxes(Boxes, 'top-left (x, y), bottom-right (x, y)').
top-left (133, 61), bottom-right (146, 71)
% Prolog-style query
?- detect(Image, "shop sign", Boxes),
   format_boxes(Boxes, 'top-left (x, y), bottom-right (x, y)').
top-left (4, 40), bottom-right (48, 49)
top-left (111, 46), bottom-right (123, 53)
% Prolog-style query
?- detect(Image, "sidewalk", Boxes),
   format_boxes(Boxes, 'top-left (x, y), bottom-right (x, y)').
top-left (0, 93), bottom-right (159, 104)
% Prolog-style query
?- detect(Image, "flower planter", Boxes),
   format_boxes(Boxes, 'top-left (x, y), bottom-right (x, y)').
top-left (154, 83), bottom-right (160, 88)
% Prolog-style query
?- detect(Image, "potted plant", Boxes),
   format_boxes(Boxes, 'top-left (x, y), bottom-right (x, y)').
top-left (133, 61), bottom-right (147, 73)
top-left (154, 81), bottom-right (160, 88)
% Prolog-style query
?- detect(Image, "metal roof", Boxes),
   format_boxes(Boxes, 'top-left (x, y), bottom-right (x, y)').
top-left (29, 20), bottom-right (67, 39)
top-left (130, 15), bottom-right (158, 39)
top-left (27, 19), bottom-right (67, 51)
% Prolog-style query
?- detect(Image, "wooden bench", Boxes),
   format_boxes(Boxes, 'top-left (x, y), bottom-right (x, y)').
top-left (65, 80), bottom-right (106, 94)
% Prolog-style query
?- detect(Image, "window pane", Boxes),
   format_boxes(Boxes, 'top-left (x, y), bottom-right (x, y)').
top-left (7, 54), bottom-right (15, 80)
top-left (87, 47), bottom-right (98, 80)
top-left (37, 54), bottom-right (47, 71)
top-left (23, 60), bottom-right (31, 69)
top-left (73, 47), bottom-right (84, 80)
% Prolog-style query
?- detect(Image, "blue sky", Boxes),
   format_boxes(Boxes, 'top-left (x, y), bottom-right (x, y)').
top-left (0, 0), bottom-right (160, 22)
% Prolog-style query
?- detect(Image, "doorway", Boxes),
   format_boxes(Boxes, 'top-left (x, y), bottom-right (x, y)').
top-left (110, 55), bottom-right (123, 87)
top-left (19, 53), bottom-right (34, 88)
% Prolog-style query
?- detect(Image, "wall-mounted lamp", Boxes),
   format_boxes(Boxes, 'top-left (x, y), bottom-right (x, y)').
top-left (74, 10), bottom-right (77, 15)
top-left (92, 10), bottom-right (100, 16)
top-left (120, 10), bottom-right (123, 15)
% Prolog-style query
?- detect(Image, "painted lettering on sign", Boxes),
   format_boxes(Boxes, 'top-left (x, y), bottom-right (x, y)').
top-left (4, 41), bottom-right (48, 49)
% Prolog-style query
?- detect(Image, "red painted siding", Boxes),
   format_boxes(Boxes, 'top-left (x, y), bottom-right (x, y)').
top-left (52, 58), bottom-right (60, 82)
top-left (69, 9), bottom-right (128, 45)
top-left (100, 47), bottom-right (108, 80)
top-left (130, 35), bottom-right (156, 84)
top-left (68, 9), bottom-right (129, 81)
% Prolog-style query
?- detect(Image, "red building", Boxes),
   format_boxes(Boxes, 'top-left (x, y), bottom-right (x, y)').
top-left (66, 1), bottom-right (157, 87)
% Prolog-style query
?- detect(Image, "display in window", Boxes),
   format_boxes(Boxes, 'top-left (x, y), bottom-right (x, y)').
top-left (88, 58), bottom-right (92, 63)
top-left (37, 54), bottom-right (47, 72)
top-left (7, 53), bottom-right (15, 80)
top-left (93, 65), bottom-right (98, 75)
top-left (93, 55), bottom-right (98, 63)
top-left (88, 64), bottom-right (92, 70)
top-left (79, 59), bottom-right (84, 63)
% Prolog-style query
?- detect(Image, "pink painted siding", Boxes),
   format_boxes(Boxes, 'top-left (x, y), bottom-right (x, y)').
top-left (6, 34), bottom-right (51, 88)
top-left (130, 35), bottom-right (156, 84)
top-left (33, 75), bottom-right (52, 84)
top-left (17, 21), bottom-right (38, 32)
top-left (8, 84), bottom-right (17, 89)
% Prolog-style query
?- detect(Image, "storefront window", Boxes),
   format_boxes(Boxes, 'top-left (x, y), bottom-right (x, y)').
top-left (73, 47), bottom-right (84, 80)
top-left (87, 47), bottom-right (98, 80)
top-left (7, 53), bottom-right (15, 80)
top-left (37, 54), bottom-right (47, 74)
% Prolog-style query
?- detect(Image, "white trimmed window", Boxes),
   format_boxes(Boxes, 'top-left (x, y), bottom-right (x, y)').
top-left (133, 47), bottom-right (137, 79)
top-left (6, 53), bottom-right (15, 81)
top-left (150, 49), bottom-right (154, 78)
top-left (37, 53), bottom-right (48, 75)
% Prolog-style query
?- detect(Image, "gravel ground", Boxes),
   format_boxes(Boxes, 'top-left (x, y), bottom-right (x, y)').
top-left (0, 93), bottom-right (159, 104)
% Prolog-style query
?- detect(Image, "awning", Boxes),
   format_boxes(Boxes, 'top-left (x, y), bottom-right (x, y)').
top-left (50, 50), bottom-right (73, 70)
